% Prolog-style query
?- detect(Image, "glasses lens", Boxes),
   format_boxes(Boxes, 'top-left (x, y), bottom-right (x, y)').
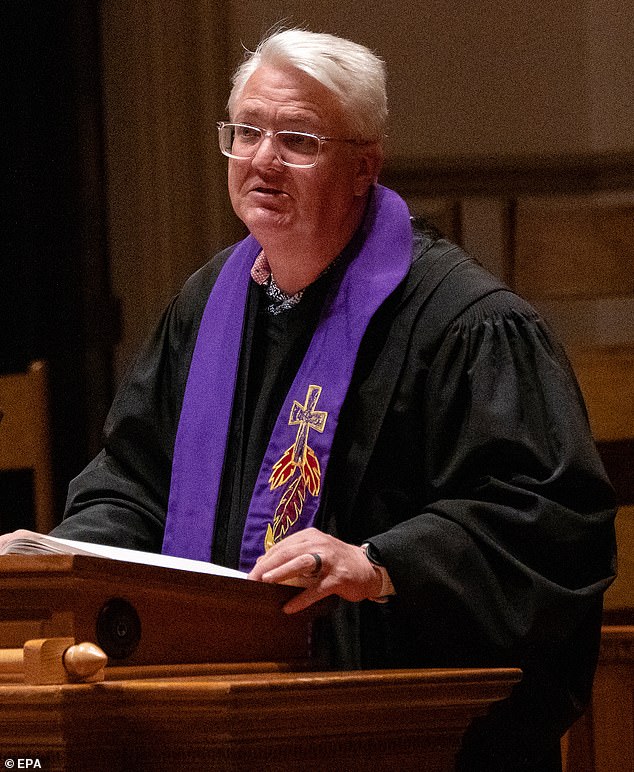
top-left (217, 124), bottom-right (320, 167)
top-left (276, 132), bottom-right (320, 166)
top-left (219, 124), bottom-right (263, 158)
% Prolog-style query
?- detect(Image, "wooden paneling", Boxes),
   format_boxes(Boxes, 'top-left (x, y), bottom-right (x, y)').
top-left (382, 150), bottom-right (634, 198)
top-left (401, 196), bottom-right (462, 242)
top-left (100, 1), bottom-right (243, 379)
top-left (569, 346), bottom-right (634, 442)
top-left (514, 198), bottom-right (634, 300)
top-left (564, 625), bottom-right (634, 772)
top-left (592, 627), bottom-right (634, 772)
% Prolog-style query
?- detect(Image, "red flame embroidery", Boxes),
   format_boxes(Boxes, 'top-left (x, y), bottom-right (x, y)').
top-left (265, 385), bottom-right (327, 550)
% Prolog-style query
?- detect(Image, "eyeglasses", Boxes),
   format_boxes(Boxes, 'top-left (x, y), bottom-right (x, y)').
top-left (217, 122), bottom-right (363, 169)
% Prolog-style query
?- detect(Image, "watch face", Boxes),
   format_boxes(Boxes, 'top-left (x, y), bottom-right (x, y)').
top-left (364, 542), bottom-right (382, 566)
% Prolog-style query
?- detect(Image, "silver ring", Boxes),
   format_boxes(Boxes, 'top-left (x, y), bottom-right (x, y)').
top-left (309, 553), bottom-right (323, 575)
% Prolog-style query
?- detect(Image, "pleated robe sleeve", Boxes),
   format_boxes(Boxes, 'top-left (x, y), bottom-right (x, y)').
top-left (366, 290), bottom-right (617, 746)
top-left (371, 291), bottom-right (615, 640)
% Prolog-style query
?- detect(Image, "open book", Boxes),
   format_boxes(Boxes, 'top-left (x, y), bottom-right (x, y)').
top-left (0, 532), bottom-right (247, 580)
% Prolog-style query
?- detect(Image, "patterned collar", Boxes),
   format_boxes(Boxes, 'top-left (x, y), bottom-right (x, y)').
top-left (251, 251), bottom-right (343, 315)
top-left (250, 252), bottom-right (305, 315)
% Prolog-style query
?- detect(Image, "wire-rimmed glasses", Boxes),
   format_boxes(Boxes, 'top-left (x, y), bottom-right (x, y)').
top-left (217, 122), bottom-right (363, 169)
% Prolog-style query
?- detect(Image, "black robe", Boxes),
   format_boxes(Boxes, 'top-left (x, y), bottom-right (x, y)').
top-left (54, 221), bottom-right (617, 771)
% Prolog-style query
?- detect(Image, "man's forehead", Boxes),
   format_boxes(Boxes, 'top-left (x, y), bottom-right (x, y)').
top-left (234, 100), bottom-right (323, 127)
top-left (232, 65), bottom-right (345, 129)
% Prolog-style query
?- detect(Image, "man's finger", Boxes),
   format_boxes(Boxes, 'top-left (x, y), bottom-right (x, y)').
top-left (262, 552), bottom-right (322, 582)
top-left (283, 585), bottom-right (327, 614)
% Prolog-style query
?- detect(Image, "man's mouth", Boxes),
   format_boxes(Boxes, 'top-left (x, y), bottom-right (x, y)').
top-left (252, 186), bottom-right (286, 196)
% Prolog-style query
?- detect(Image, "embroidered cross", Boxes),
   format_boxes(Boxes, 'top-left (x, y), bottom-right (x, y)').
top-left (288, 385), bottom-right (327, 466)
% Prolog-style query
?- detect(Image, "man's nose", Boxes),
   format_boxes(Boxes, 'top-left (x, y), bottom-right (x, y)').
top-left (251, 133), bottom-right (282, 169)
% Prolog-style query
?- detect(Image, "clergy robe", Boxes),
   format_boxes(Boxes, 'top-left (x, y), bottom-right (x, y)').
top-left (53, 218), bottom-right (617, 771)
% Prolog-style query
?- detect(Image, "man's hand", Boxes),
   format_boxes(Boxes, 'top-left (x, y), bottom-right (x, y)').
top-left (248, 527), bottom-right (383, 614)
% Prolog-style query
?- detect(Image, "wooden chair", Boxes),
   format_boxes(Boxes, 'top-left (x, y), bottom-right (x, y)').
top-left (0, 361), bottom-right (55, 533)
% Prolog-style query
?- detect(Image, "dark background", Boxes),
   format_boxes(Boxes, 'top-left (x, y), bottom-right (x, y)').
top-left (2, 1), bottom-right (117, 519)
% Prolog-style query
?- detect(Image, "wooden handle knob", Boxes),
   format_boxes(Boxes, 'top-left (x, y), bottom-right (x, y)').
top-left (63, 642), bottom-right (108, 679)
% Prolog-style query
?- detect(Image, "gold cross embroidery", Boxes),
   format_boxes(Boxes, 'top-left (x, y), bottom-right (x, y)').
top-left (288, 385), bottom-right (327, 466)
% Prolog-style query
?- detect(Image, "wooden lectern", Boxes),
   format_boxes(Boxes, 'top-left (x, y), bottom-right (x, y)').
top-left (0, 555), bottom-right (521, 770)
top-left (0, 553), bottom-right (313, 668)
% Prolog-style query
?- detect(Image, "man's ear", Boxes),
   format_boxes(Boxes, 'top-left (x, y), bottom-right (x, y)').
top-left (353, 143), bottom-right (384, 197)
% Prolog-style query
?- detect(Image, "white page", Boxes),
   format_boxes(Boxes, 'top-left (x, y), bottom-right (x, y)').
top-left (2, 533), bottom-right (247, 580)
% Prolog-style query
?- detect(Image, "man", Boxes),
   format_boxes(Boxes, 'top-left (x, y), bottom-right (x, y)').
top-left (5, 29), bottom-right (617, 770)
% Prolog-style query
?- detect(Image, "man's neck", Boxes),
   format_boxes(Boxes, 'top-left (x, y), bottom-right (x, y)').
top-left (264, 251), bottom-right (336, 295)
top-left (257, 196), bottom-right (368, 295)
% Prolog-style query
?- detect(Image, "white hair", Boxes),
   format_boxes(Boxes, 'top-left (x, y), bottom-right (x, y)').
top-left (228, 29), bottom-right (387, 142)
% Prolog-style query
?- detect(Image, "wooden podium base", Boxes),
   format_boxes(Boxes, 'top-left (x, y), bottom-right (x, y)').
top-left (0, 667), bottom-right (520, 771)
top-left (0, 554), bottom-right (521, 770)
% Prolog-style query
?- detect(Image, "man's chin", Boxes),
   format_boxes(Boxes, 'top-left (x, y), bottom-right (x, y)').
top-left (242, 207), bottom-right (295, 237)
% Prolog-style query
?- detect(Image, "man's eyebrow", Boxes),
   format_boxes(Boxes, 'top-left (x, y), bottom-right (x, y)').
top-left (233, 110), bottom-right (259, 123)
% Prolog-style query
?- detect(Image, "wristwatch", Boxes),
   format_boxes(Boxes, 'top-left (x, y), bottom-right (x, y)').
top-left (361, 542), bottom-right (396, 603)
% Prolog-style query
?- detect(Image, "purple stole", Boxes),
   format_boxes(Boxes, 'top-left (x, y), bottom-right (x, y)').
top-left (162, 185), bottom-right (412, 571)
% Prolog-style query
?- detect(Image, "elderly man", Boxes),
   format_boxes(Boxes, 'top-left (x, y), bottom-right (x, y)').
top-left (11, 29), bottom-right (617, 770)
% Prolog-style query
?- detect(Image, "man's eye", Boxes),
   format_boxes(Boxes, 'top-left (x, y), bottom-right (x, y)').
top-left (236, 126), bottom-right (261, 142)
top-left (280, 133), bottom-right (316, 152)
